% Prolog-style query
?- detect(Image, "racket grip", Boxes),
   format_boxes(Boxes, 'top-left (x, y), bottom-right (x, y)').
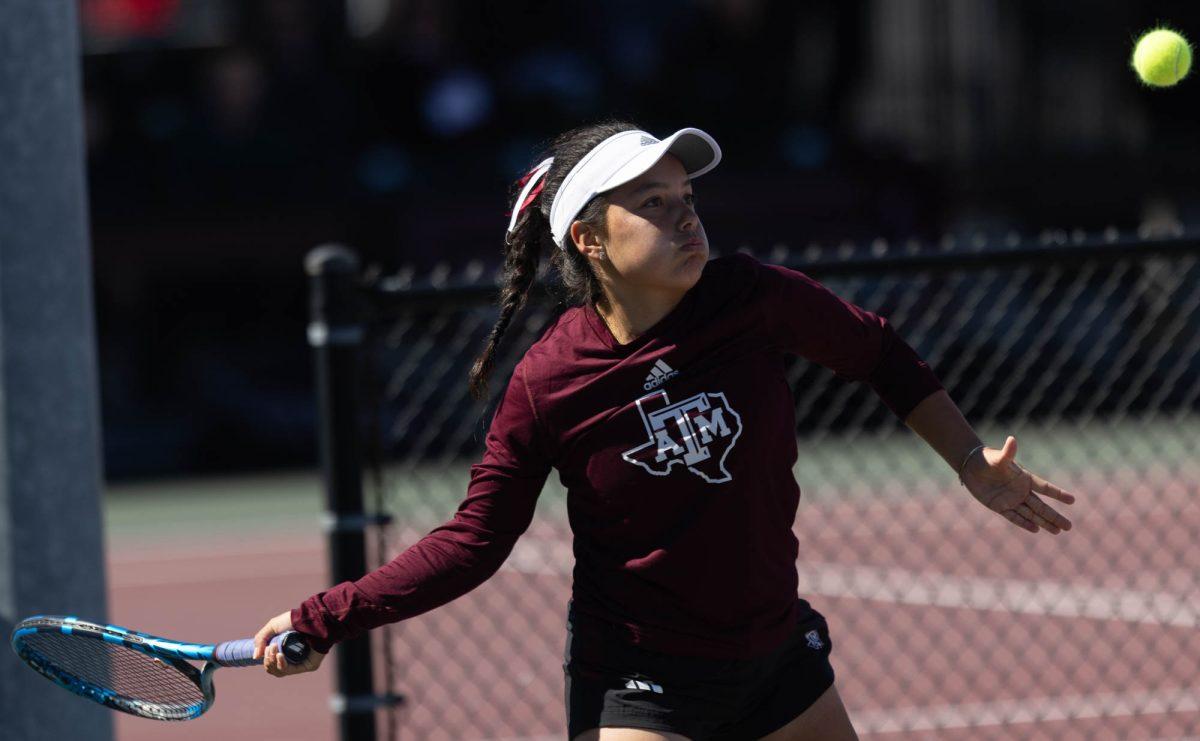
top-left (213, 631), bottom-right (310, 668)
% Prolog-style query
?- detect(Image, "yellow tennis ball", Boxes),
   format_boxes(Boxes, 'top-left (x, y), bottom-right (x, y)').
top-left (1132, 28), bottom-right (1192, 87)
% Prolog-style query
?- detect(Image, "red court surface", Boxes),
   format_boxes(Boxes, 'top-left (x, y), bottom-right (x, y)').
top-left (104, 469), bottom-right (1199, 740)
top-left (107, 534), bottom-right (335, 741)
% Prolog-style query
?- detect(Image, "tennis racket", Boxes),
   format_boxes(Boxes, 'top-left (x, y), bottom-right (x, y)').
top-left (10, 615), bottom-right (310, 721)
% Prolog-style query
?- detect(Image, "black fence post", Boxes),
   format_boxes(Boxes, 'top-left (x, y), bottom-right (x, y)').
top-left (306, 244), bottom-right (377, 741)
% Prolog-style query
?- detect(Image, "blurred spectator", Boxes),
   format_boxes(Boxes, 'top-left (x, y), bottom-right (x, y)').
top-left (206, 47), bottom-right (266, 141)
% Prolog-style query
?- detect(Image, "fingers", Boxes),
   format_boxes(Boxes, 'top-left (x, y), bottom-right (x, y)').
top-left (263, 642), bottom-right (295, 677)
top-left (980, 437), bottom-right (1021, 477)
top-left (264, 642), bottom-right (323, 677)
top-left (1015, 502), bottom-right (1059, 534)
top-left (254, 610), bottom-right (296, 665)
top-left (1026, 472), bottom-right (1075, 532)
top-left (263, 642), bottom-right (278, 675)
top-left (252, 623), bottom-right (274, 662)
top-left (1003, 435), bottom-right (1017, 460)
top-left (987, 435), bottom-right (1018, 467)
top-left (1005, 493), bottom-right (1072, 535)
top-left (1002, 509), bottom-right (1038, 533)
top-left (1026, 492), bottom-right (1072, 532)
top-left (1032, 474), bottom-right (1077, 505)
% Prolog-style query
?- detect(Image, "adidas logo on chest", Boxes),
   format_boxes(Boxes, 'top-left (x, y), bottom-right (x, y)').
top-left (643, 359), bottom-right (679, 391)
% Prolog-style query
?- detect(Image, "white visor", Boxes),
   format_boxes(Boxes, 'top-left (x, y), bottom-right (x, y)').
top-left (549, 128), bottom-right (721, 249)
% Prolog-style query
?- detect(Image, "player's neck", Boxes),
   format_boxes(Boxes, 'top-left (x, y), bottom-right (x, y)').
top-left (595, 285), bottom-right (686, 345)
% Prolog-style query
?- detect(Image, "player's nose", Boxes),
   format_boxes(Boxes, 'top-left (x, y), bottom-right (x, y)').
top-left (677, 206), bottom-right (698, 233)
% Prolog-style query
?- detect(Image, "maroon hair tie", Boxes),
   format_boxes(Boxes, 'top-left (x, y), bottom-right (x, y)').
top-left (505, 158), bottom-right (554, 232)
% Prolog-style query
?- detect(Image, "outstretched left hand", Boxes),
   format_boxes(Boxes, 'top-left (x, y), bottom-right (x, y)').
top-left (961, 435), bottom-right (1076, 534)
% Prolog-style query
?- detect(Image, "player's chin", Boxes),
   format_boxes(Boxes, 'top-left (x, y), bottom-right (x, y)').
top-left (672, 259), bottom-right (705, 290)
top-left (679, 248), bottom-right (707, 275)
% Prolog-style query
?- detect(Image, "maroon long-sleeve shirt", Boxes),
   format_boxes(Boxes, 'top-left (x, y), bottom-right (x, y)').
top-left (292, 253), bottom-right (944, 657)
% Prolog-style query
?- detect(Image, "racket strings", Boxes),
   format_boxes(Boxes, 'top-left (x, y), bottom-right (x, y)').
top-left (22, 632), bottom-right (204, 711)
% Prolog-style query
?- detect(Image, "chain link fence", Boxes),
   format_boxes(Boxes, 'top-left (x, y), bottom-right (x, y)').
top-left (339, 231), bottom-right (1200, 739)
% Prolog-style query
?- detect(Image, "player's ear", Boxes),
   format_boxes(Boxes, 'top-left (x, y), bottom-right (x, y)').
top-left (569, 220), bottom-right (604, 258)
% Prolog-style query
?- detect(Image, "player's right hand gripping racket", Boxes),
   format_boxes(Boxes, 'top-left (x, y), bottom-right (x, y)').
top-left (10, 615), bottom-right (310, 721)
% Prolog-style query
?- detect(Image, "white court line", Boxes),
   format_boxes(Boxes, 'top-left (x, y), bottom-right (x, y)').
top-left (500, 540), bottom-right (1198, 629)
top-left (794, 562), bottom-right (1200, 628)
top-left (849, 686), bottom-right (1200, 734)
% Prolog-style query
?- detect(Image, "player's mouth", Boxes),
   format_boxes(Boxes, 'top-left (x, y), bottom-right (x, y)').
top-left (680, 238), bottom-right (704, 251)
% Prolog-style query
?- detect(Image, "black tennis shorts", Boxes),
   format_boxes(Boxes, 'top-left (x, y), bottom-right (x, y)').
top-left (564, 601), bottom-right (836, 740)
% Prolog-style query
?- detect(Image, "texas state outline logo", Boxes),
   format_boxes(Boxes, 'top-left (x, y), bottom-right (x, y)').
top-left (621, 390), bottom-right (743, 484)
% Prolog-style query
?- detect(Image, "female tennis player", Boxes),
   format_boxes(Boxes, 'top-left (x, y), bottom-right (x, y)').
top-left (253, 122), bottom-right (1076, 740)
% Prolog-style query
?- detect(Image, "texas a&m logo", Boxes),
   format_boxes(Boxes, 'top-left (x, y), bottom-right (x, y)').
top-left (621, 390), bottom-right (743, 483)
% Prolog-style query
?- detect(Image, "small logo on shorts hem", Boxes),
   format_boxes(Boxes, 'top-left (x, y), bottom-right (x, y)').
top-left (805, 630), bottom-right (824, 650)
top-left (624, 678), bottom-right (664, 694)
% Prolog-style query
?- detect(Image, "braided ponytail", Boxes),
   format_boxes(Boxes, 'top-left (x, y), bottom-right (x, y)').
top-left (467, 190), bottom-right (549, 401)
top-left (468, 120), bottom-right (640, 400)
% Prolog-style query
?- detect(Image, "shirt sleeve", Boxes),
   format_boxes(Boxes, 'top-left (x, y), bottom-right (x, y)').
top-left (754, 256), bottom-right (944, 420)
top-left (291, 362), bottom-right (553, 652)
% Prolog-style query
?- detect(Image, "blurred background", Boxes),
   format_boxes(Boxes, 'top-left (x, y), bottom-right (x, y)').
top-left (64, 2), bottom-right (1200, 740)
top-left (87, 0), bottom-right (1200, 479)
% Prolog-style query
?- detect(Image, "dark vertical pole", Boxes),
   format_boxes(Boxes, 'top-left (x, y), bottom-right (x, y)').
top-left (0, 2), bottom-right (111, 739)
top-left (306, 245), bottom-right (377, 741)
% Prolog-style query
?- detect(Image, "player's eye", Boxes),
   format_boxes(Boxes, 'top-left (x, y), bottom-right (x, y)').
top-left (684, 193), bottom-right (695, 205)
top-left (642, 196), bottom-right (662, 208)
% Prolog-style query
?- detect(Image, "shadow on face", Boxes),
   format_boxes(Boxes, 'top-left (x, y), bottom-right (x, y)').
top-left (595, 154), bottom-right (709, 294)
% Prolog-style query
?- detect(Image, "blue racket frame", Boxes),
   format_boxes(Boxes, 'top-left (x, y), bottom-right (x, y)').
top-left (10, 615), bottom-right (304, 721)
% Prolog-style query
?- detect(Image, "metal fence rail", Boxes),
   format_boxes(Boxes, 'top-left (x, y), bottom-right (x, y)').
top-left (318, 231), bottom-right (1200, 739)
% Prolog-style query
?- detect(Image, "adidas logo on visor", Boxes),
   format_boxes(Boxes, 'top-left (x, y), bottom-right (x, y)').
top-left (643, 359), bottom-right (679, 391)
top-left (639, 135), bottom-right (657, 146)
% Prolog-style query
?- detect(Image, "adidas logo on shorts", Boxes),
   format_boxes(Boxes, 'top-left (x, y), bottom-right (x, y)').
top-left (624, 678), bottom-right (664, 694)
top-left (805, 630), bottom-right (824, 650)
top-left (643, 359), bottom-right (679, 391)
